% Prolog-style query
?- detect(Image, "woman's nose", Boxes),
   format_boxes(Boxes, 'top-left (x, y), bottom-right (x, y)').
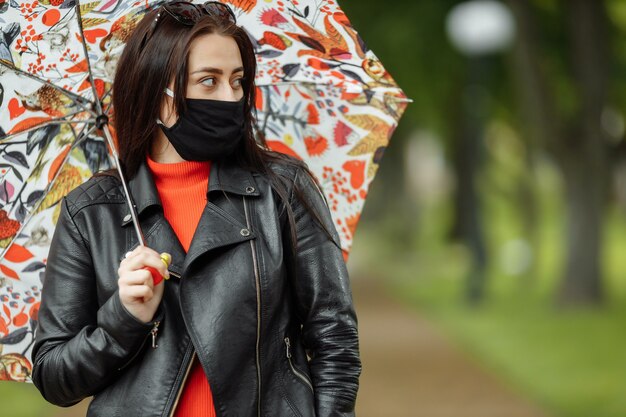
top-left (216, 83), bottom-right (238, 102)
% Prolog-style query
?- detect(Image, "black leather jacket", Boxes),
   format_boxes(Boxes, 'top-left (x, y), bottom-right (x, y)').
top-left (31, 159), bottom-right (361, 417)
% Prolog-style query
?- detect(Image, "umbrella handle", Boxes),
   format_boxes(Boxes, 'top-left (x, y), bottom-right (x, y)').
top-left (145, 266), bottom-right (166, 285)
top-left (145, 253), bottom-right (172, 285)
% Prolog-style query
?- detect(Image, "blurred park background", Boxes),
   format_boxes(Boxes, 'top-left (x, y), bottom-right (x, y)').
top-left (3, 0), bottom-right (626, 416)
top-left (345, 0), bottom-right (626, 416)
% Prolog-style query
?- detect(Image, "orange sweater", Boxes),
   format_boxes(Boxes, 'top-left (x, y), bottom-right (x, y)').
top-left (147, 155), bottom-right (216, 417)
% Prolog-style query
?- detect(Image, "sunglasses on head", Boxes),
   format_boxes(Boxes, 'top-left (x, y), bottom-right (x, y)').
top-left (142, 1), bottom-right (237, 47)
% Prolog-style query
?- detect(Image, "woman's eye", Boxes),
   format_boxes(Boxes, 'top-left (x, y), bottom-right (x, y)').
top-left (232, 78), bottom-right (244, 88)
top-left (201, 78), bottom-right (216, 87)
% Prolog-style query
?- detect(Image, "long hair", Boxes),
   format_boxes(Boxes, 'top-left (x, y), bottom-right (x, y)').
top-left (111, 7), bottom-right (338, 264)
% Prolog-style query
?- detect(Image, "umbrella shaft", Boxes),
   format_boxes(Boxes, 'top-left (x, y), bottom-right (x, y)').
top-left (101, 124), bottom-right (146, 247)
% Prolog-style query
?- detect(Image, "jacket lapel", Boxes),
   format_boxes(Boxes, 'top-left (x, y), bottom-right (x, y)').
top-left (121, 161), bottom-right (187, 276)
top-left (182, 202), bottom-right (255, 272)
top-left (183, 160), bottom-right (260, 272)
top-left (122, 159), bottom-right (261, 276)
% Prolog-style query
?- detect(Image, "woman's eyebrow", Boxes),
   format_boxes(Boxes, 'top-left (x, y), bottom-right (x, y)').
top-left (191, 66), bottom-right (245, 75)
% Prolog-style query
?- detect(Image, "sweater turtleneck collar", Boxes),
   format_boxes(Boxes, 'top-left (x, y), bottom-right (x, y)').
top-left (146, 154), bottom-right (211, 190)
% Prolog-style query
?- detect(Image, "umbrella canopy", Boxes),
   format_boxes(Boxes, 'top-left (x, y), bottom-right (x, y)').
top-left (0, 0), bottom-right (408, 382)
top-left (249, 5), bottom-right (408, 255)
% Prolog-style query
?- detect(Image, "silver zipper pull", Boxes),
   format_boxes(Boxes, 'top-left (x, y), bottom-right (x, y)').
top-left (284, 337), bottom-right (292, 358)
top-left (151, 321), bottom-right (160, 349)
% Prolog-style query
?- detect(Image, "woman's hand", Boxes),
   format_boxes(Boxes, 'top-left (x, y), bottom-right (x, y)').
top-left (118, 246), bottom-right (170, 323)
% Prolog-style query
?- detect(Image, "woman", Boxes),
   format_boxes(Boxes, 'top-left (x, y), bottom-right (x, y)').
top-left (31, 2), bottom-right (361, 417)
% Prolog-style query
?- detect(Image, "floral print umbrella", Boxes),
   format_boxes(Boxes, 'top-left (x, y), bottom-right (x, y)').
top-left (0, 0), bottom-right (408, 382)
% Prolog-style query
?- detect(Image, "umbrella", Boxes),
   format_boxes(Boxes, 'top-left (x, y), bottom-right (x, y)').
top-left (0, 0), bottom-right (408, 382)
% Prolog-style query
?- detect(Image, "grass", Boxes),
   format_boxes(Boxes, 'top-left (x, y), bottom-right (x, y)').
top-left (0, 382), bottom-right (58, 417)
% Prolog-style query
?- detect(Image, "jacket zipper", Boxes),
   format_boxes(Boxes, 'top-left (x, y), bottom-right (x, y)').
top-left (284, 337), bottom-right (314, 393)
top-left (117, 320), bottom-right (160, 371)
top-left (243, 196), bottom-right (262, 417)
top-left (165, 267), bottom-right (194, 417)
top-left (150, 321), bottom-right (160, 348)
top-left (167, 344), bottom-right (195, 417)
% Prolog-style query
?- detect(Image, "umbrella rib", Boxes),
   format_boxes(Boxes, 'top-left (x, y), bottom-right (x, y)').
top-left (63, 4), bottom-right (144, 245)
top-left (16, 123), bottom-right (96, 216)
top-left (73, 1), bottom-right (105, 115)
top-left (258, 80), bottom-right (408, 96)
top-left (0, 62), bottom-right (94, 109)
top-left (11, 121), bottom-right (141, 251)
top-left (0, 116), bottom-right (99, 143)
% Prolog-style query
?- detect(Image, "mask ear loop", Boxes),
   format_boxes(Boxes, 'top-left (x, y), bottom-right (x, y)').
top-left (156, 88), bottom-right (176, 125)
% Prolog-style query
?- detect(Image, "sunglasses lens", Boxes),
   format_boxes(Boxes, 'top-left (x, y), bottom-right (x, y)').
top-left (143, 1), bottom-right (237, 47)
top-left (164, 2), bottom-right (204, 25)
top-left (203, 2), bottom-right (237, 24)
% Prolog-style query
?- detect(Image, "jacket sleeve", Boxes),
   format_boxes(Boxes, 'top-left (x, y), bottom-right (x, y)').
top-left (31, 197), bottom-right (159, 407)
top-left (288, 167), bottom-right (362, 417)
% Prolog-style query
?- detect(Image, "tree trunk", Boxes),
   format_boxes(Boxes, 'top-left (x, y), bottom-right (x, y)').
top-left (509, 0), bottom-right (610, 306)
top-left (558, 147), bottom-right (606, 304)
top-left (449, 58), bottom-right (488, 304)
top-left (508, 0), bottom-right (557, 288)
top-left (557, 0), bottom-right (610, 305)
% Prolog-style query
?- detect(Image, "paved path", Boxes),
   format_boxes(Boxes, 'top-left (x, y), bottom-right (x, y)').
top-left (352, 277), bottom-right (550, 417)
top-left (56, 277), bottom-right (550, 417)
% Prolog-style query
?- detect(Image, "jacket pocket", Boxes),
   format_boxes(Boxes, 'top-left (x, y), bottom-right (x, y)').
top-left (284, 336), bottom-right (314, 393)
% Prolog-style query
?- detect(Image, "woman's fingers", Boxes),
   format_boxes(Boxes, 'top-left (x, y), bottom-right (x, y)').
top-left (117, 247), bottom-right (168, 321)
top-left (118, 269), bottom-right (153, 288)
top-left (120, 283), bottom-right (154, 302)
top-left (119, 247), bottom-right (170, 281)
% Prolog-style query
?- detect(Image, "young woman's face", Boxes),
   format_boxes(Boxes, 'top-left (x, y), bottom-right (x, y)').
top-left (185, 33), bottom-right (245, 101)
top-left (153, 33), bottom-right (245, 163)
top-left (159, 33), bottom-right (245, 126)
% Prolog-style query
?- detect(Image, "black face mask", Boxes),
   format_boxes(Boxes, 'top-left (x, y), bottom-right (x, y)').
top-left (158, 97), bottom-right (245, 162)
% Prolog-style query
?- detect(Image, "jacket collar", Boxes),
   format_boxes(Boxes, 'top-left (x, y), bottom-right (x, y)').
top-left (122, 158), bottom-right (260, 225)
top-left (121, 157), bottom-right (259, 277)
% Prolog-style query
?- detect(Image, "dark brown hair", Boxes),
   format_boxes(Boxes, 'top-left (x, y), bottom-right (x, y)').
top-left (112, 8), bottom-right (337, 259)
